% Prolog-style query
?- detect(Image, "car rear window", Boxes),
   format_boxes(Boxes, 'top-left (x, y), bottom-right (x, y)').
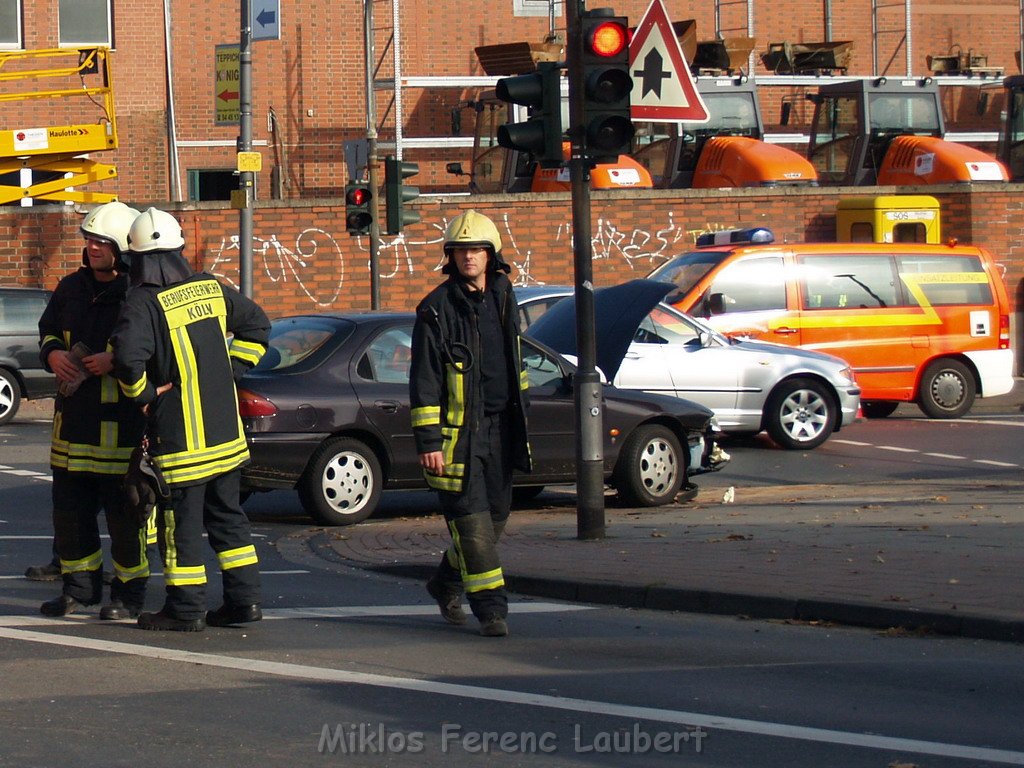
top-left (253, 316), bottom-right (355, 372)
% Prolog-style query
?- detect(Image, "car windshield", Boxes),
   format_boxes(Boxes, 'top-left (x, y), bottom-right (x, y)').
top-left (648, 251), bottom-right (729, 295)
top-left (639, 303), bottom-right (730, 346)
top-left (253, 316), bottom-right (355, 371)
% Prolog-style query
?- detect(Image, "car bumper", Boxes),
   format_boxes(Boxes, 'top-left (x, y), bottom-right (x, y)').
top-left (242, 432), bottom-right (329, 489)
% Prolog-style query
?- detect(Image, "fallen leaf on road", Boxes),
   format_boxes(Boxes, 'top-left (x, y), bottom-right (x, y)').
top-left (726, 533), bottom-right (753, 541)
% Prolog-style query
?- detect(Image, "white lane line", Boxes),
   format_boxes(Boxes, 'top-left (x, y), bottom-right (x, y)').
top-left (974, 459), bottom-right (1019, 468)
top-left (830, 439), bottom-right (872, 447)
top-left (958, 419), bottom-right (1024, 427)
top-left (2, 470), bottom-right (49, 477)
top-left (0, 569), bottom-right (309, 580)
top-left (924, 453), bottom-right (966, 460)
top-left (262, 603), bottom-right (594, 620)
top-left (877, 446), bottom-right (918, 453)
top-left (0, 621), bottom-right (1020, 765)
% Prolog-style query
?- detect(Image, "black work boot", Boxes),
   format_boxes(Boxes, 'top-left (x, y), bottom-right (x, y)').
top-left (426, 578), bottom-right (467, 625)
top-left (138, 609), bottom-right (205, 632)
top-left (25, 561), bottom-right (61, 581)
top-left (478, 616), bottom-right (509, 637)
top-left (40, 594), bottom-right (90, 617)
top-left (100, 599), bottom-right (144, 621)
top-left (206, 603), bottom-right (262, 627)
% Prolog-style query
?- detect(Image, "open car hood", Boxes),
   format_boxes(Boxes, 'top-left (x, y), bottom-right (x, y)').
top-left (524, 279), bottom-right (672, 382)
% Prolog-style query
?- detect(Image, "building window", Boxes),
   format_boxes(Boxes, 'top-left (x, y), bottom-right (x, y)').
top-left (58, 0), bottom-right (112, 47)
top-left (188, 169), bottom-right (237, 202)
top-left (0, 0), bottom-right (22, 49)
top-left (514, 0), bottom-right (562, 18)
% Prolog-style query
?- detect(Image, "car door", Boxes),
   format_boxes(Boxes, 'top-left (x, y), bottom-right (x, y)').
top-left (518, 339), bottom-right (577, 483)
top-left (350, 321), bottom-right (422, 483)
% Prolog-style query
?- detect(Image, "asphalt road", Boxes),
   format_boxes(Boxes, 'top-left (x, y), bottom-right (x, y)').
top-left (2, 407), bottom-right (1023, 766)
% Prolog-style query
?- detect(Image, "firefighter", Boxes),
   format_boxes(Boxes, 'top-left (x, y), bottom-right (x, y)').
top-left (409, 210), bottom-right (531, 637)
top-left (111, 207), bottom-right (270, 632)
top-left (38, 201), bottom-right (150, 619)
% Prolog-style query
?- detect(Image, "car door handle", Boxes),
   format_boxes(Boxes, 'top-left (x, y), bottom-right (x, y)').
top-left (773, 327), bottom-right (798, 335)
top-left (375, 400), bottom-right (401, 413)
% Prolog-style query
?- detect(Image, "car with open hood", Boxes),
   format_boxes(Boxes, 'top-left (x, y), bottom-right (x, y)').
top-left (523, 280), bottom-right (861, 450)
top-left (238, 312), bottom-right (729, 526)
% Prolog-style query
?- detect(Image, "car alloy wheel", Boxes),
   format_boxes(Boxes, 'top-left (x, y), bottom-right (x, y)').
top-left (765, 377), bottom-right (837, 450)
top-left (0, 369), bottom-right (21, 426)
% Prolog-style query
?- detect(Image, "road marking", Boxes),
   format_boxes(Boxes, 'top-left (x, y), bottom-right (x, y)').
top-left (877, 445), bottom-right (918, 453)
top-left (262, 603), bottom-right (594, 620)
top-left (0, 568), bottom-right (309, 580)
top-left (924, 453), bottom-right (966, 460)
top-left (958, 419), bottom-right (1024, 427)
top-left (0, 619), bottom-right (1020, 764)
top-left (974, 459), bottom-right (1018, 468)
top-left (832, 440), bottom-right (1018, 468)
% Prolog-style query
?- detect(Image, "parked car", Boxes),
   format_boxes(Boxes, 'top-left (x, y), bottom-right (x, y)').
top-left (0, 287), bottom-right (55, 425)
top-left (237, 312), bottom-right (729, 526)
top-left (522, 281), bottom-right (861, 450)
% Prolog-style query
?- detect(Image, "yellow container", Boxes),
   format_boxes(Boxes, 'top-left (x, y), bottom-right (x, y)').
top-left (837, 195), bottom-right (941, 244)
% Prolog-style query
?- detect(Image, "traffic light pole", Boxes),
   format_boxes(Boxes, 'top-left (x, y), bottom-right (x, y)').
top-left (364, 0), bottom-right (382, 309)
top-left (238, 0), bottom-right (254, 298)
top-left (567, 0), bottom-right (605, 540)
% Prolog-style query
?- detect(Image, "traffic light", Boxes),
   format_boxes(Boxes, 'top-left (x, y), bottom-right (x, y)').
top-left (580, 10), bottom-right (634, 164)
top-left (494, 61), bottom-right (564, 168)
top-left (384, 157), bottom-right (421, 235)
top-left (344, 181), bottom-right (372, 236)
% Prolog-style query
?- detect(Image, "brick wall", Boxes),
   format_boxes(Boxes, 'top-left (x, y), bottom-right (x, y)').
top-left (4, 1), bottom-right (1020, 203)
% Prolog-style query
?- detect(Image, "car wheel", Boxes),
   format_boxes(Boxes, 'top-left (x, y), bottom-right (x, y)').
top-left (861, 400), bottom-right (899, 419)
top-left (298, 437), bottom-right (382, 526)
top-left (0, 369), bottom-right (21, 427)
top-left (764, 377), bottom-right (837, 450)
top-left (917, 359), bottom-right (975, 419)
top-left (512, 485), bottom-right (545, 506)
top-left (614, 424), bottom-right (684, 507)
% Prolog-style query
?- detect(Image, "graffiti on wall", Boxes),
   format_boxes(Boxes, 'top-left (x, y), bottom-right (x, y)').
top-left (206, 214), bottom-right (737, 305)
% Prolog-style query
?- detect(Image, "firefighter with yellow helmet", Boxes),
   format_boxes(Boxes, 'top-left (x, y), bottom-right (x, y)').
top-left (410, 209), bottom-right (531, 637)
top-left (111, 207), bottom-right (270, 631)
top-left (37, 201), bottom-right (151, 620)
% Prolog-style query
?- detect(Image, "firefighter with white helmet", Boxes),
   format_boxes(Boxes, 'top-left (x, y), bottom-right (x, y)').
top-left (111, 207), bottom-right (270, 631)
top-left (37, 201), bottom-right (152, 620)
top-left (410, 209), bottom-right (531, 637)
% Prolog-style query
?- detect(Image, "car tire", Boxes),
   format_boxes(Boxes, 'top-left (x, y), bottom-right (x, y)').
top-left (614, 424), bottom-right (685, 507)
top-left (511, 485), bottom-right (545, 506)
top-left (917, 359), bottom-right (975, 419)
top-left (0, 369), bottom-right (21, 426)
top-left (861, 400), bottom-right (899, 419)
top-left (764, 377), bottom-right (837, 450)
top-left (298, 437), bottom-right (382, 526)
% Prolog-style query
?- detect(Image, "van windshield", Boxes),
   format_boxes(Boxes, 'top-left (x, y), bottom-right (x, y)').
top-left (648, 251), bottom-right (728, 295)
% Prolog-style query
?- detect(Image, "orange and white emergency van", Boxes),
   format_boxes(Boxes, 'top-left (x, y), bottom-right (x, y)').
top-left (648, 229), bottom-right (1014, 419)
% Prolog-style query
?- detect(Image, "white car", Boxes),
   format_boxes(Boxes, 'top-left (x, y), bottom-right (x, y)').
top-left (522, 281), bottom-right (862, 450)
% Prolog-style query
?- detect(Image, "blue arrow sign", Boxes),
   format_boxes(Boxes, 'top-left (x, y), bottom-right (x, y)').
top-left (251, 0), bottom-right (280, 41)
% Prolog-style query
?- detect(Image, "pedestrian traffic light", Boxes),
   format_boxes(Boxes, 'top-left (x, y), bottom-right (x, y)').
top-left (495, 61), bottom-right (564, 168)
top-left (384, 157), bottom-right (421, 235)
top-left (580, 10), bottom-right (634, 164)
top-left (344, 181), bottom-right (372, 236)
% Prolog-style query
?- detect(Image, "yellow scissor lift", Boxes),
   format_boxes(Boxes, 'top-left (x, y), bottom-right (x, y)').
top-left (0, 47), bottom-right (118, 204)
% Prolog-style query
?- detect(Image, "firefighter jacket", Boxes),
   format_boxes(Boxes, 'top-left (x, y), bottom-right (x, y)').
top-left (38, 264), bottom-right (146, 474)
top-left (410, 268), bottom-right (531, 494)
top-left (111, 249), bottom-right (270, 487)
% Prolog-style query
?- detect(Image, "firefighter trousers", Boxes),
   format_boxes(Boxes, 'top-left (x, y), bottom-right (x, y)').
top-left (436, 412), bottom-right (512, 621)
top-left (156, 469), bottom-right (260, 621)
top-left (52, 469), bottom-right (148, 606)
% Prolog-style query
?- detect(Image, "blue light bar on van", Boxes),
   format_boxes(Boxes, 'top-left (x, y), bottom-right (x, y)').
top-left (696, 227), bottom-right (775, 246)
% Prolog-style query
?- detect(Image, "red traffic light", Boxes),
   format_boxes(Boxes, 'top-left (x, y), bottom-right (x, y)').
top-left (346, 186), bottom-right (369, 206)
top-left (587, 21), bottom-right (628, 58)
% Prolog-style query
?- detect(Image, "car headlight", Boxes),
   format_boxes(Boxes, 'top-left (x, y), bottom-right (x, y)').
top-left (840, 366), bottom-right (856, 384)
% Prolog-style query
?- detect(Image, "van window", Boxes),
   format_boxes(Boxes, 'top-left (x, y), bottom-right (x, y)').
top-left (707, 256), bottom-right (785, 313)
top-left (799, 255), bottom-right (898, 309)
top-left (896, 254), bottom-right (993, 306)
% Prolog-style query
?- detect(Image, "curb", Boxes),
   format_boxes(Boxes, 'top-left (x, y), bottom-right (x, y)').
top-left (369, 563), bottom-right (1024, 644)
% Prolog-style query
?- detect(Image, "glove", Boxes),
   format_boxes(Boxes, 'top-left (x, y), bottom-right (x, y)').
top-left (123, 445), bottom-right (170, 527)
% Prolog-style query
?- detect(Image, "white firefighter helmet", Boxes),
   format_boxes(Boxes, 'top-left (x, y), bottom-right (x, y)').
top-left (127, 207), bottom-right (185, 253)
top-left (80, 201), bottom-right (140, 255)
top-left (442, 209), bottom-right (502, 256)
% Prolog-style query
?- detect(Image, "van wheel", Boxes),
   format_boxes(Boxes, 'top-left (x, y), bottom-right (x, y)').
top-left (0, 369), bottom-right (21, 426)
top-left (918, 359), bottom-right (975, 419)
top-left (765, 377), bottom-right (837, 450)
top-left (861, 400), bottom-right (899, 419)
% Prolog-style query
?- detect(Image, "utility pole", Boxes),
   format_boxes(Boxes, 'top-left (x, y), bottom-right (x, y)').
top-left (238, 0), bottom-right (254, 298)
top-left (567, 0), bottom-right (605, 540)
